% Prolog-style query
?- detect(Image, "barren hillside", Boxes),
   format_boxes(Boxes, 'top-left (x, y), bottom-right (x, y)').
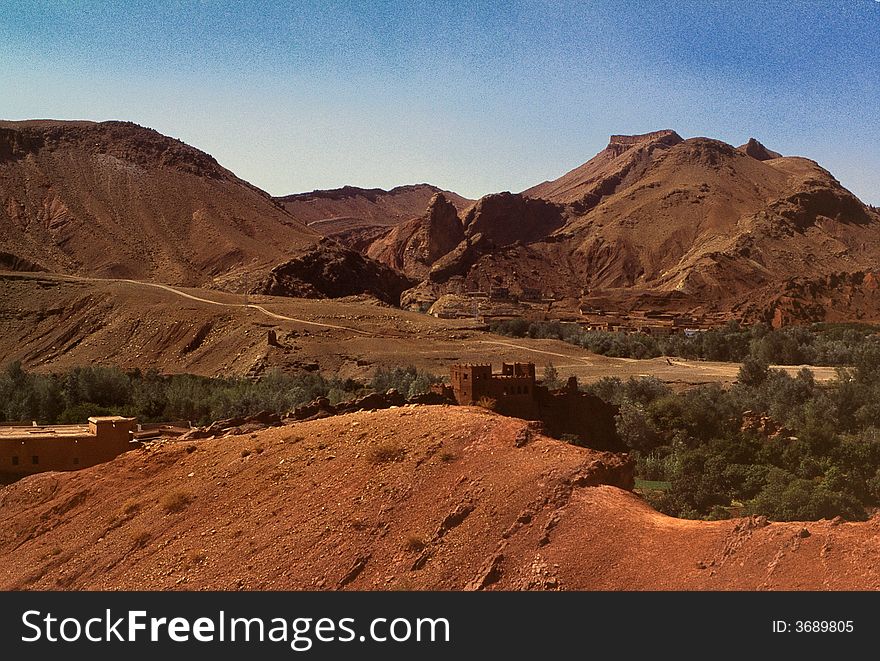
top-left (1, 406), bottom-right (876, 590)
top-left (405, 131), bottom-right (880, 324)
top-left (0, 120), bottom-right (320, 286)
top-left (0, 271), bottom-right (839, 384)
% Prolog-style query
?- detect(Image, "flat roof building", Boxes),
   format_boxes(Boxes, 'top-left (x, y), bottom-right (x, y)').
top-left (0, 416), bottom-right (137, 477)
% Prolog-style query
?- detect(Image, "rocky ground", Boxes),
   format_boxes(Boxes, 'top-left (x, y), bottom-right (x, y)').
top-left (0, 271), bottom-right (841, 384)
top-left (1, 406), bottom-right (877, 591)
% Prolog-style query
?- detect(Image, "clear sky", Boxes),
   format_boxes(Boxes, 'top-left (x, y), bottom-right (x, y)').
top-left (1, 1), bottom-right (878, 203)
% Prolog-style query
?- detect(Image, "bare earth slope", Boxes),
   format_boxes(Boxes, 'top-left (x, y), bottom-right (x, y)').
top-left (1, 406), bottom-right (876, 590)
top-left (0, 120), bottom-right (319, 286)
top-left (0, 271), bottom-right (840, 383)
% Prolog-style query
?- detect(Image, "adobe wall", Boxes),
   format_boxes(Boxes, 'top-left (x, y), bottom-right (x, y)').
top-left (89, 417), bottom-right (135, 444)
top-left (485, 376), bottom-right (540, 418)
top-left (450, 364), bottom-right (492, 404)
top-left (446, 362), bottom-right (621, 450)
top-left (0, 418), bottom-right (136, 477)
top-left (534, 387), bottom-right (623, 451)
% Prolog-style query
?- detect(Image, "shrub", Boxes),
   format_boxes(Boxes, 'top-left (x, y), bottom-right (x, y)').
top-left (369, 443), bottom-right (406, 464)
top-left (476, 396), bottom-right (497, 411)
top-left (371, 366), bottom-right (443, 398)
top-left (615, 402), bottom-right (660, 452)
top-left (159, 491), bottom-right (193, 514)
top-left (404, 536), bottom-right (426, 552)
top-left (542, 363), bottom-right (561, 389)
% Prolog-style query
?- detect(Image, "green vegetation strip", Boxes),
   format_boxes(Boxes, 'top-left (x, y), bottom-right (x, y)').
top-left (491, 319), bottom-right (880, 366)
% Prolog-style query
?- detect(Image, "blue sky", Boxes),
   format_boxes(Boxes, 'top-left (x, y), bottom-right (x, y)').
top-left (1, 1), bottom-right (878, 203)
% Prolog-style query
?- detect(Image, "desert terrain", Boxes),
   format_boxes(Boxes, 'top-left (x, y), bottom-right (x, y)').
top-left (1, 406), bottom-right (876, 591)
top-left (1, 118), bottom-right (877, 593)
top-left (5, 121), bottom-right (880, 325)
top-left (0, 270), bottom-right (838, 385)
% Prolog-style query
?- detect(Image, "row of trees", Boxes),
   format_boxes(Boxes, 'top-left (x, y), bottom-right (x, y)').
top-left (5, 352), bottom-right (879, 522)
top-left (583, 352), bottom-right (880, 521)
top-left (0, 363), bottom-right (442, 426)
top-left (490, 319), bottom-right (880, 366)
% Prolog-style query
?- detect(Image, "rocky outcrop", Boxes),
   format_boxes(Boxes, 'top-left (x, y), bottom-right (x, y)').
top-left (741, 410), bottom-right (795, 440)
top-left (427, 232), bottom-right (493, 284)
top-left (462, 192), bottom-right (565, 247)
top-left (605, 130), bottom-right (683, 157)
top-left (178, 390), bottom-right (454, 438)
top-left (180, 410), bottom-right (283, 439)
top-left (366, 193), bottom-right (464, 279)
top-left (0, 251), bottom-right (46, 272)
top-left (255, 238), bottom-right (415, 305)
top-left (738, 138), bottom-right (782, 161)
top-left (0, 127), bottom-right (44, 163)
top-left (289, 389), bottom-right (453, 422)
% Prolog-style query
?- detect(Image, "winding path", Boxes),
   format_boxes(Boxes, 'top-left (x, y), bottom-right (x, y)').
top-left (118, 279), bottom-right (372, 335)
top-left (38, 273), bottom-right (372, 335)
top-left (478, 339), bottom-right (599, 363)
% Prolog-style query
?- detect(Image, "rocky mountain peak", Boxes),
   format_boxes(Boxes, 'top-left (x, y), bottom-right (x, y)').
top-left (739, 137), bottom-right (782, 161)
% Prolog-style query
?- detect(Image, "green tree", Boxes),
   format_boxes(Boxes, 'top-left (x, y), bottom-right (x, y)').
top-left (542, 362), bottom-right (561, 389)
top-left (737, 356), bottom-right (769, 387)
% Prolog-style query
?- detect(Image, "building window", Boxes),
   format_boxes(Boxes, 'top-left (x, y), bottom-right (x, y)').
top-left (73, 457), bottom-right (80, 465)
top-left (32, 456), bottom-right (39, 465)
top-left (12, 456), bottom-right (18, 466)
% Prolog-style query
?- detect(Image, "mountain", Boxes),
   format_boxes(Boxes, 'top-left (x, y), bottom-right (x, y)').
top-left (277, 184), bottom-right (472, 251)
top-left (0, 120), bottom-right (428, 304)
top-left (403, 131), bottom-right (880, 324)
top-left (523, 129), bottom-right (685, 207)
top-left (0, 120), bottom-right (320, 287)
top-left (5, 119), bottom-right (879, 323)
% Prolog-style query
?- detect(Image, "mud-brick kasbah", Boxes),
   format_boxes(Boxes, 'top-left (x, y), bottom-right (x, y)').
top-left (434, 362), bottom-right (622, 451)
top-left (0, 416), bottom-right (136, 477)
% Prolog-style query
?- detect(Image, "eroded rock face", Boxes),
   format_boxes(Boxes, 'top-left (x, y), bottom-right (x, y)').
top-left (367, 193), bottom-right (464, 279)
top-left (427, 232), bottom-right (493, 284)
top-left (523, 129), bottom-right (683, 208)
top-left (255, 238), bottom-right (415, 305)
top-left (605, 130), bottom-right (683, 158)
top-left (738, 138), bottom-right (782, 161)
top-left (462, 192), bottom-right (565, 247)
